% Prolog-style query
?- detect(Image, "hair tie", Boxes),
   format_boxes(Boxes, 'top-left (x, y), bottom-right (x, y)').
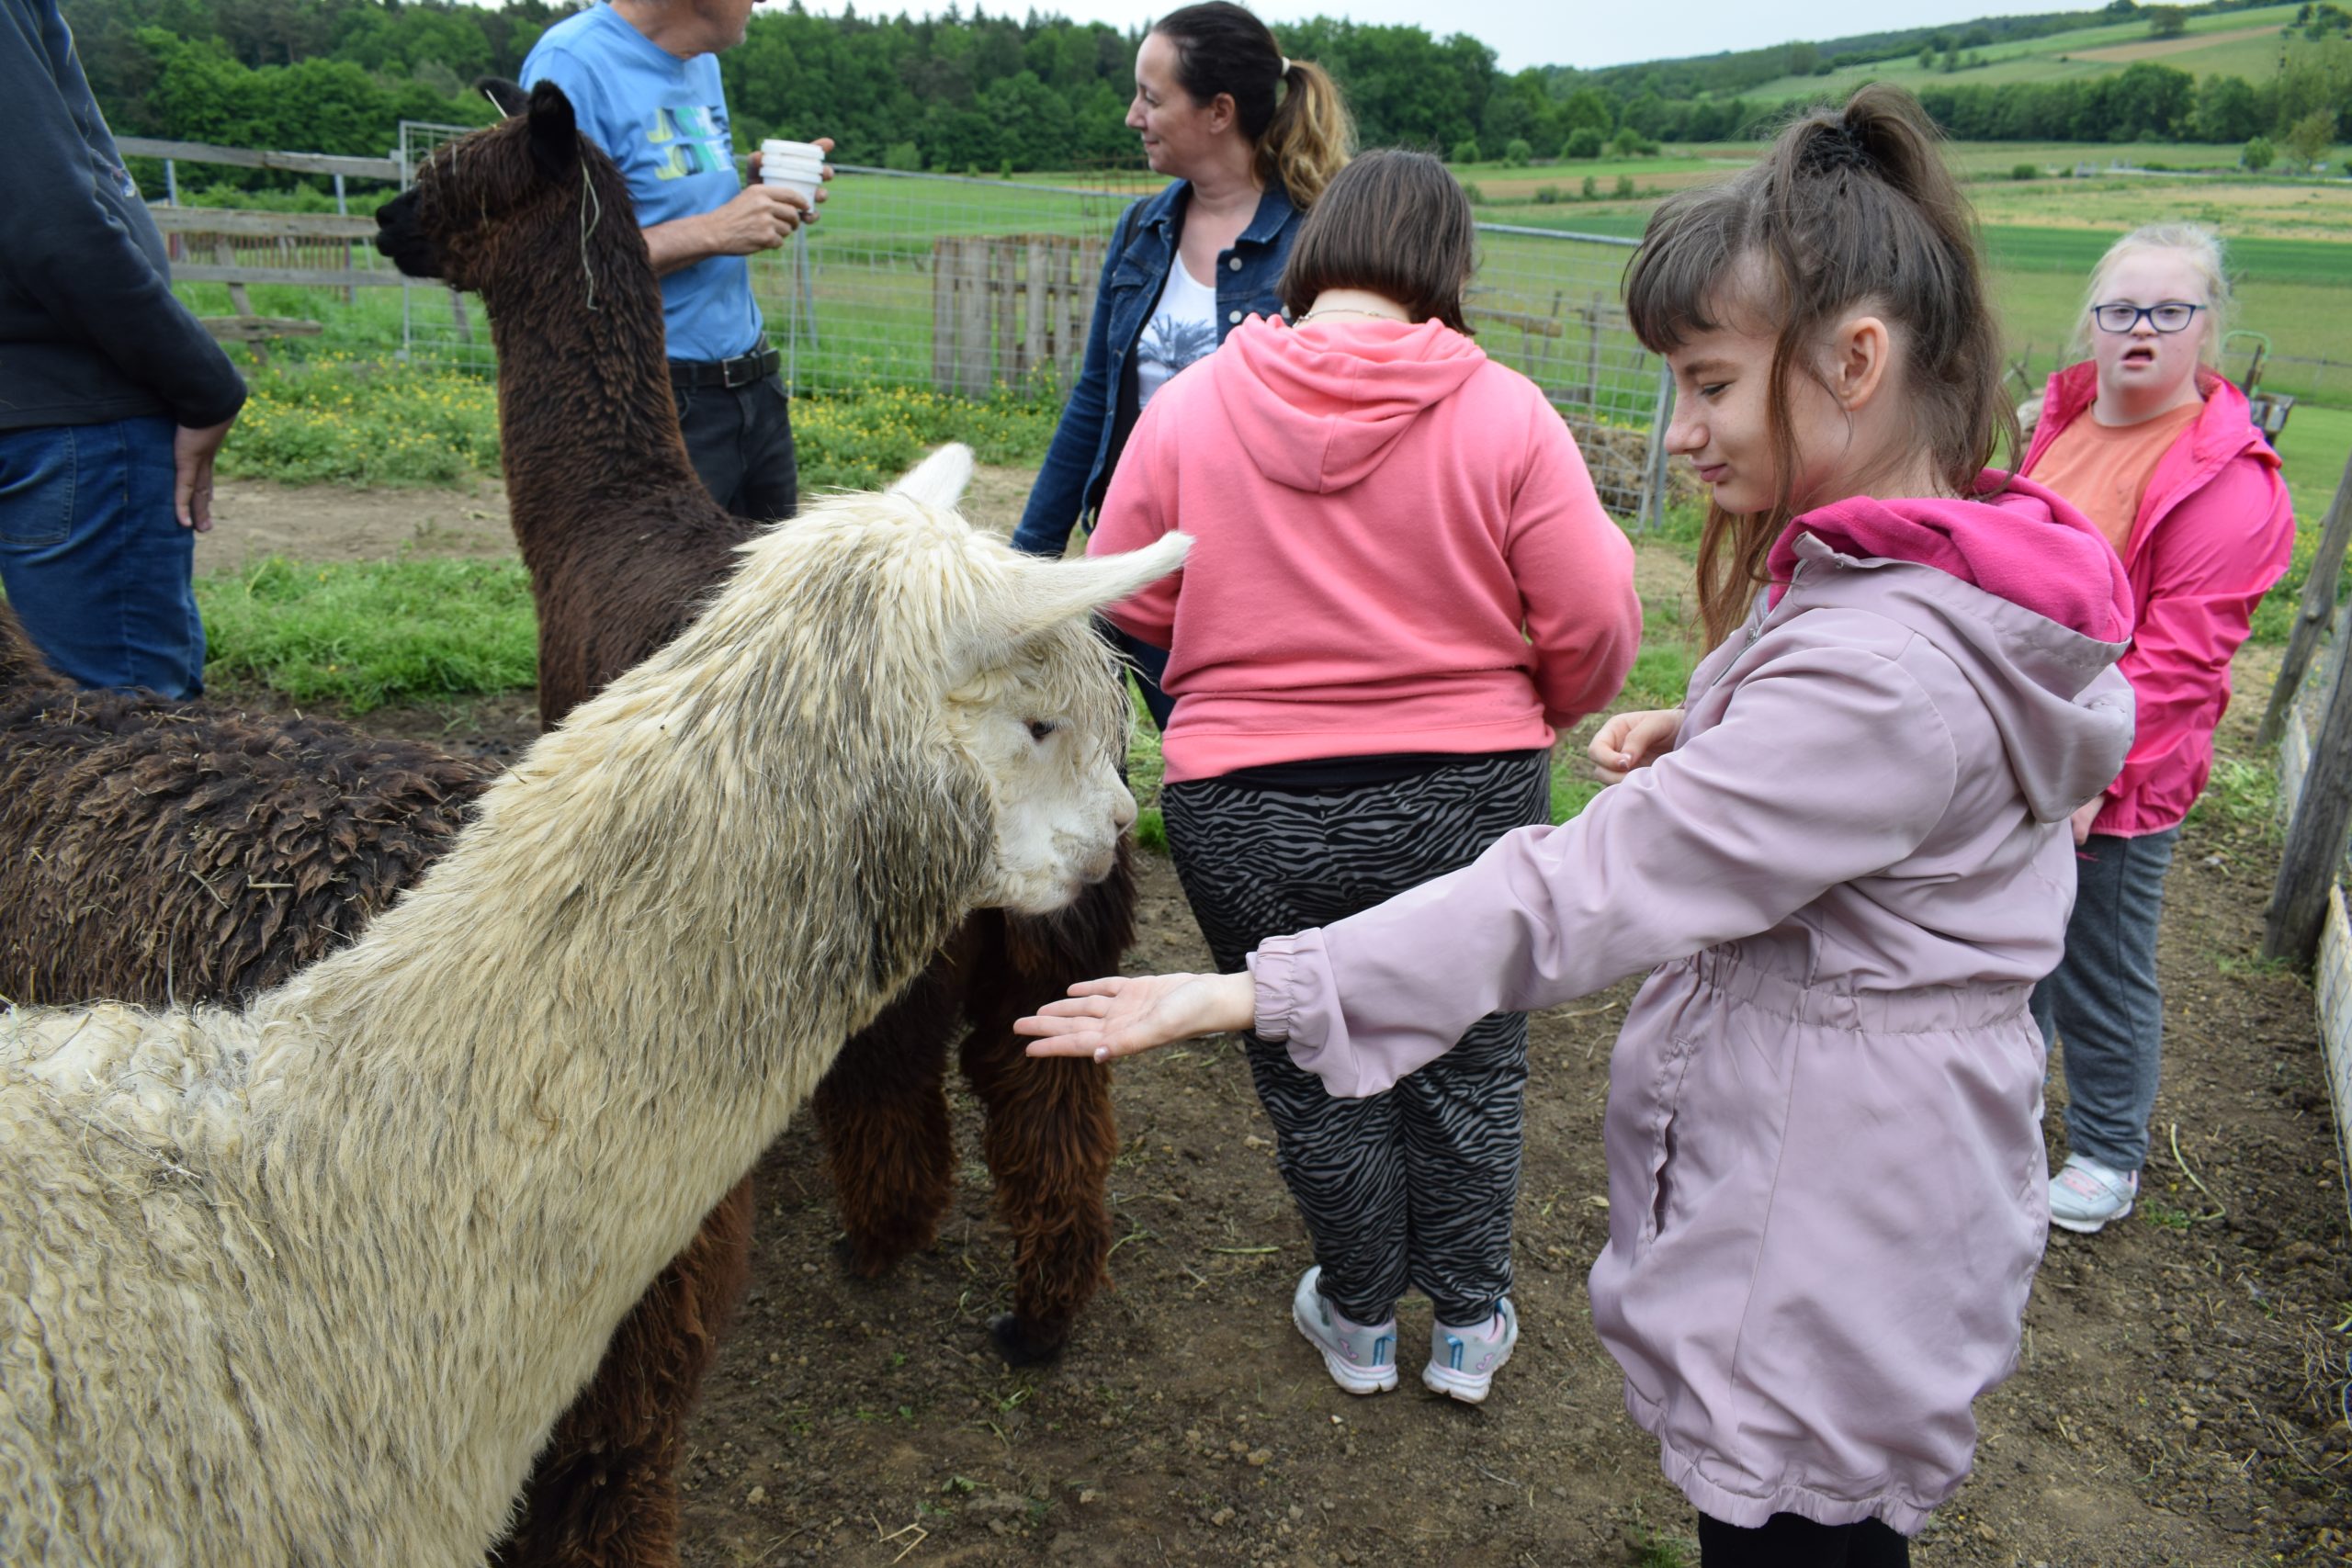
top-left (1803, 120), bottom-right (1873, 177)
top-left (1279, 56), bottom-right (1293, 76)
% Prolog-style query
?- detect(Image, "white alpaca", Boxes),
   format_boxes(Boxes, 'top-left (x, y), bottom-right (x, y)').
top-left (0, 447), bottom-right (1187, 1567)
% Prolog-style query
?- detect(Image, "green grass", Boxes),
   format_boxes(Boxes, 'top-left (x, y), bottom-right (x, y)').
top-left (1736, 3), bottom-right (2310, 101)
top-left (196, 556), bottom-right (537, 712)
top-left (218, 357), bottom-right (500, 488)
top-left (1981, 226), bottom-right (2352, 288)
top-left (211, 357), bottom-right (1059, 491)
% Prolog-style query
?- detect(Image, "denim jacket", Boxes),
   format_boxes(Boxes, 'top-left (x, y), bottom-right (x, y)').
top-left (1011, 178), bottom-right (1303, 557)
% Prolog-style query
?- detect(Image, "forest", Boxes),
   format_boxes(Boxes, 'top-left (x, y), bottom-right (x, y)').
top-left (57, 0), bottom-right (2352, 175)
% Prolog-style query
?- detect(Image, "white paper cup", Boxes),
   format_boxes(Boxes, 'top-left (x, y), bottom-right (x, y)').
top-left (760, 139), bottom-right (825, 206)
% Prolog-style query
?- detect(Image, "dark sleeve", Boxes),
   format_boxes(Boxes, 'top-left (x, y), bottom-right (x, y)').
top-left (0, 0), bottom-right (245, 427)
top-left (1011, 202), bottom-right (1134, 558)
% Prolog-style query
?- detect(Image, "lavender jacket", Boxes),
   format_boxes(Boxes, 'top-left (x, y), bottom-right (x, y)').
top-left (1246, 495), bottom-right (2134, 1531)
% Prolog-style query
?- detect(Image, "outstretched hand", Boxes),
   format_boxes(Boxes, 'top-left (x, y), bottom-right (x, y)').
top-left (1015, 971), bottom-right (1256, 1063)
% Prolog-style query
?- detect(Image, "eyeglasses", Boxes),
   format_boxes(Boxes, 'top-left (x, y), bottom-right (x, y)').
top-left (2091, 301), bottom-right (2204, 334)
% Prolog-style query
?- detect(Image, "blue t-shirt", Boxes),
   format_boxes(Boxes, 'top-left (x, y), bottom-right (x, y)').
top-left (521, 4), bottom-right (763, 363)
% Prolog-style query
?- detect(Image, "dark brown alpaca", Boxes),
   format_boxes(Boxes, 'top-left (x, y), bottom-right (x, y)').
top-left (370, 82), bottom-right (1131, 1562)
top-left (0, 606), bottom-right (490, 1007)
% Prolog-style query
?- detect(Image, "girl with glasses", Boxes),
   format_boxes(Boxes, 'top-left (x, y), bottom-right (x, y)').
top-left (2018, 222), bottom-right (2295, 1234)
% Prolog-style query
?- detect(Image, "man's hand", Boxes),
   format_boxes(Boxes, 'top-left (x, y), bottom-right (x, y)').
top-left (1015, 972), bottom-right (1257, 1064)
top-left (173, 414), bottom-right (236, 531)
top-left (2071, 795), bottom-right (2103, 846)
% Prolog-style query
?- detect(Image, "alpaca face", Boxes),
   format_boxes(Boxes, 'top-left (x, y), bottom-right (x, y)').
top-left (949, 633), bottom-right (1139, 916)
top-left (875, 446), bottom-right (1186, 917)
top-left (375, 81), bottom-right (599, 295)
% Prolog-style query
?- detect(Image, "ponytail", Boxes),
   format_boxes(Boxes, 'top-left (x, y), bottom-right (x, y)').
top-left (1625, 83), bottom-right (2009, 645)
top-left (1153, 2), bottom-right (1353, 209)
top-left (1261, 58), bottom-right (1352, 209)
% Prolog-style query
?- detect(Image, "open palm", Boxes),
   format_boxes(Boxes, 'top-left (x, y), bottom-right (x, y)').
top-left (1014, 971), bottom-right (1256, 1062)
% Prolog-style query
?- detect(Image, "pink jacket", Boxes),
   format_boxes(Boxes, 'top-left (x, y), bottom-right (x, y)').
top-left (1245, 484), bottom-right (2135, 1531)
top-left (2022, 363), bottom-right (2294, 835)
top-left (1089, 315), bottom-right (1640, 783)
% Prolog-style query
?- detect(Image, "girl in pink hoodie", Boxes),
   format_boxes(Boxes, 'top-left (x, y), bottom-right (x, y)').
top-left (2018, 224), bottom-right (2295, 1235)
top-left (1027, 85), bottom-right (2134, 1563)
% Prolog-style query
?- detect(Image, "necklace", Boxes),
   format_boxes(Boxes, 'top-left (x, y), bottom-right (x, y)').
top-left (1296, 307), bottom-right (1408, 324)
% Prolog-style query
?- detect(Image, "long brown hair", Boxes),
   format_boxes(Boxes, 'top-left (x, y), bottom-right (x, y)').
top-left (1152, 3), bottom-right (1354, 208)
top-left (1624, 84), bottom-right (2013, 644)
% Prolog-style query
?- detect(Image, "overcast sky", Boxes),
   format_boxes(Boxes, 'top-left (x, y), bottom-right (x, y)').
top-left (802, 0), bottom-right (2112, 72)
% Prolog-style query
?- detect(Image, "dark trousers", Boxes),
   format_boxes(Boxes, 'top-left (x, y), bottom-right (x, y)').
top-left (2030, 826), bottom-right (2182, 1174)
top-left (1161, 752), bottom-right (1549, 1325)
top-left (672, 368), bottom-right (797, 523)
top-left (1699, 1512), bottom-right (1909, 1566)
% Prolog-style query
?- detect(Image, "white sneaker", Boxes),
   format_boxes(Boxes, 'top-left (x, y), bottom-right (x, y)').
top-left (2049, 1154), bottom-right (2138, 1234)
top-left (1422, 1298), bottom-right (1518, 1404)
top-left (1291, 1267), bottom-right (1397, 1395)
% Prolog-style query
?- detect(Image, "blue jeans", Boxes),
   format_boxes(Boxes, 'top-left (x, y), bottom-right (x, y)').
top-left (2031, 826), bottom-right (2183, 1174)
top-left (0, 416), bottom-right (204, 697)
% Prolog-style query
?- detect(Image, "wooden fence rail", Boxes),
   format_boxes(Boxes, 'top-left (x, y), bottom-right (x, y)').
top-left (116, 136), bottom-right (401, 184)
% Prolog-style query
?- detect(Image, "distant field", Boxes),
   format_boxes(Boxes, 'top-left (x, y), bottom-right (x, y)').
top-left (1738, 2), bottom-right (2309, 100)
top-left (1967, 176), bottom-right (2352, 244)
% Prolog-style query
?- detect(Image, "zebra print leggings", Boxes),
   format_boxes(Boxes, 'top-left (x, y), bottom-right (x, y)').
top-left (1160, 751), bottom-right (1551, 1326)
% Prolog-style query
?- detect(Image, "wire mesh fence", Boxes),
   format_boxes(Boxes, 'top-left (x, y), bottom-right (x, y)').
top-left (376, 144), bottom-right (1677, 520)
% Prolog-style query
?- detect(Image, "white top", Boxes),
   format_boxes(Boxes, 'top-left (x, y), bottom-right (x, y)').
top-left (1134, 258), bottom-right (1220, 411)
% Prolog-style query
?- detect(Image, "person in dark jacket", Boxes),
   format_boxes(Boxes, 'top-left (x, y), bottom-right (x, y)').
top-left (1, 0), bottom-right (246, 699)
top-left (1009, 0), bottom-right (1350, 728)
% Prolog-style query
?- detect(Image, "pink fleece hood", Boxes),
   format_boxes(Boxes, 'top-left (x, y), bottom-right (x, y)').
top-left (1767, 473), bottom-right (2134, 644)
top-left (1211, 315), bottom-right (1489, 493)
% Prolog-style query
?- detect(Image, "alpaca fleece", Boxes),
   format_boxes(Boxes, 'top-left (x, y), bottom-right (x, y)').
top-left (374, 82), bottom-right (1142, 1566)
top-left (0, 474), bottom-right (1185, 1566)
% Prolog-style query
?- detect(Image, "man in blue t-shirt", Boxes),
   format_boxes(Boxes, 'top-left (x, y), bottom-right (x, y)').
top-left (522, 0), bottom-right (828, 521)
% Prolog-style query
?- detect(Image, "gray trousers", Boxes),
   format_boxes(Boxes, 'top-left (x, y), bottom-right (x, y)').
top-left (2030, 826), bottom-right (2182, 1174)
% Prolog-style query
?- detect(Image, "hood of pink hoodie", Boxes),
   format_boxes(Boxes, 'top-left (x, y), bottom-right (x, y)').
top-left (1767, 474), bottom-right (2134, 644)
top-left (1212, 315), bottom-right (1489, 493)
top-left (1763, 476), bottom-right (2136, 824)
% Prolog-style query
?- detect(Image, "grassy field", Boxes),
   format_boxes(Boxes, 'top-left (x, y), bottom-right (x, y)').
top-left (1737, 2), bottom-right (2310, 101)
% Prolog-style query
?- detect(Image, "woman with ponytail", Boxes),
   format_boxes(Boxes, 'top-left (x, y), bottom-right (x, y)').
top-left (1011, 1), bottom-right (1351, 728)
top-left (1024, 85), bottom-right (2135, 1562)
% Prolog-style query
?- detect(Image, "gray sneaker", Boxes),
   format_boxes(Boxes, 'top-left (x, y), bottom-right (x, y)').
top-left (1423, 1299), bottom-right (1518, 1404)
top-left (1291, 1267), bottom-right (1397, 1395)
top-left (2049, 1155), bottom-right (2137, 1234)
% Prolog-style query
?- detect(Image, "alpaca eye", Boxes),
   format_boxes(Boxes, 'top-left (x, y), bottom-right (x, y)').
top-left (1026, 720), bottom-right (1057, 742)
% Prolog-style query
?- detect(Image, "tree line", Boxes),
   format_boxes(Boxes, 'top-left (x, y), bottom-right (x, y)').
top-left (56, 0), bottom-right (2352, 189)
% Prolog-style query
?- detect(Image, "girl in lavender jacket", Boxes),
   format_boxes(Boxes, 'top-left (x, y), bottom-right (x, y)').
top-left (1021, 85), bottom-right (2136, 1564)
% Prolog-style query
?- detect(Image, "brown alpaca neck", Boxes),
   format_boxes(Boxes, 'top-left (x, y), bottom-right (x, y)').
top-left (479, 202), bottom-right (746, 572)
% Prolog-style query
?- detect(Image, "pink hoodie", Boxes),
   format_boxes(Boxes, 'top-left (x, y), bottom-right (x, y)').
top-left (1246, 484), bottom-right (2135, 1532)
top-left (2021, 364), bottom-right (2294, 835)
top-left (1089, 315), bottom-right (1641, 783)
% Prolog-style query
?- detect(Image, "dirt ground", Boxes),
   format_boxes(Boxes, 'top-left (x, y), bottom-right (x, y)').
top-left (203, 478), bottom-right (2352, 1567)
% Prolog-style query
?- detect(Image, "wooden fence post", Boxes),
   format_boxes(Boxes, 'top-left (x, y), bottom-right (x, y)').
top-left (2257, 445), bottom-right (2352, 748)
top-left (2266, 611), bottom-right (2352, 966)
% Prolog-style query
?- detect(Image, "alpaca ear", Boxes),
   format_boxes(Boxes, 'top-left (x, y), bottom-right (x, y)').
top-left (888, 444), bottom-right (975, 512)
top-left (474, 76), bottom-right (529, 118)
top-left (526, 82), bottom-right (580, 182)
top-left (994, 534), bottom-right (1191, 643)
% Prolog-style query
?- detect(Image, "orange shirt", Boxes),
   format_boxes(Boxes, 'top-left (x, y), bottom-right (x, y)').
top-left (2024, 400), bottom-right (2203, 557)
